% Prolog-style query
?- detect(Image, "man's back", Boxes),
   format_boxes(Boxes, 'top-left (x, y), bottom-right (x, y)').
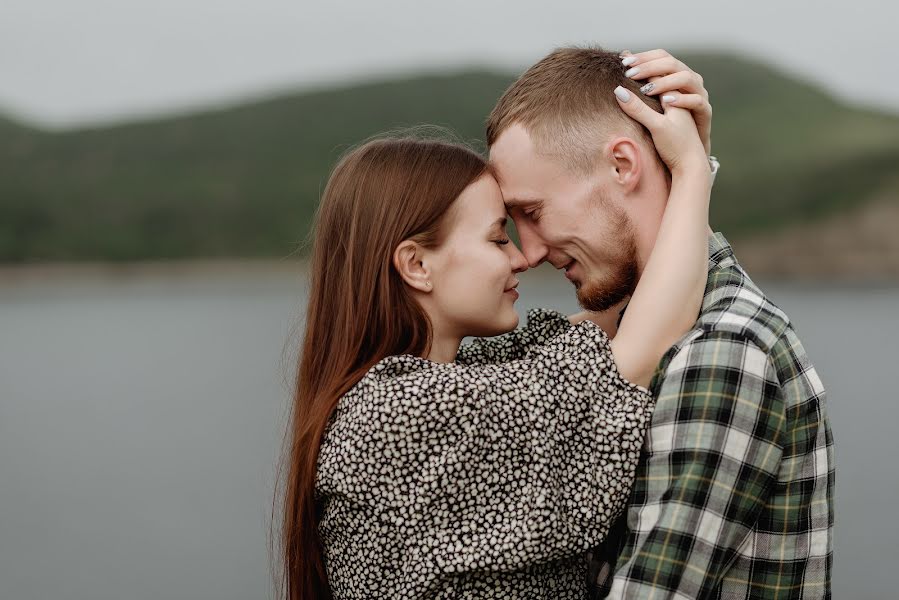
top-left (594, 233), bottom-right (834, 599)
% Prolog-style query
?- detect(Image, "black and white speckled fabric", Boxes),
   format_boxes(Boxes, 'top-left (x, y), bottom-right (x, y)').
top-left (315, 308), bottom-right (654, 599)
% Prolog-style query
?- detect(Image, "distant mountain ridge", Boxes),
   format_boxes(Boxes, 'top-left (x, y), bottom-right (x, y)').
top-left (1, 52), bottom-right (897, 267)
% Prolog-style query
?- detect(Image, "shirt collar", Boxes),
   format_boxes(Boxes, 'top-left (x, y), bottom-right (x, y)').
top-left (708, 231), bottom-right (736, 273)
top-left (616, 232), bottom-right (737, 329)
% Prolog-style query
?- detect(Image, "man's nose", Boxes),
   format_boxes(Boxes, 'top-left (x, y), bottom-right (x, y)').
top-left (508, 242), bottom-right (529, 274)
top-left (518, 227), bottom-right (549, 268)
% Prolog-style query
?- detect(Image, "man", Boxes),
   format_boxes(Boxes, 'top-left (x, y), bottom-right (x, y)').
top-left (487, 46), bottom-right (834, 599)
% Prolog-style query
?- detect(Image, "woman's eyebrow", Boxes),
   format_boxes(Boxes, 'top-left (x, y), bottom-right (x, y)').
top-left (490, 216), bottom-right (508, 230)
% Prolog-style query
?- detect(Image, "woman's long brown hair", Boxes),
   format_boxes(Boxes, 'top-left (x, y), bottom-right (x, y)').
top-left (276, 133), bottom-right (489, 600)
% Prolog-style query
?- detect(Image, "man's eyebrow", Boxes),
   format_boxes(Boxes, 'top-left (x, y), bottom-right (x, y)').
top-left (503, 197), bottom-right (542, 208)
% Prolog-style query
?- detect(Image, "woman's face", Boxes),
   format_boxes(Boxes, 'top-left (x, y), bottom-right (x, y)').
top-left (425, 174), bottom-right (528, 338)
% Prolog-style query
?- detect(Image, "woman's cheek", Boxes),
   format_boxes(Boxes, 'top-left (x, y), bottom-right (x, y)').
top-left (495, 251), bottom-right (512, 284)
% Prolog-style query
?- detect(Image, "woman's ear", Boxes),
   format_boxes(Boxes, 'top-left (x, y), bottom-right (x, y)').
top-left (393, 240), bottom-right (433, 293)
top-left (606, 137), bottom-right (642, 193)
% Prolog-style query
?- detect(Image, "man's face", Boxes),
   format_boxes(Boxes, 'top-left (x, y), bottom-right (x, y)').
top-left (489, 123), bottom-right (641, 312)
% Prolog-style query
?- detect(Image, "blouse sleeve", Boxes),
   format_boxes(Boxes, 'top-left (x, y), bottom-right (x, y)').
top-left (317, 320), bottom-right (654, 576)
top-left (454, 307), bottom-right (572, 365)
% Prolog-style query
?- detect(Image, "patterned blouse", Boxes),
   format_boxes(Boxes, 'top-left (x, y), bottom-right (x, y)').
top-left (315, 308), bottom-right (654, 599)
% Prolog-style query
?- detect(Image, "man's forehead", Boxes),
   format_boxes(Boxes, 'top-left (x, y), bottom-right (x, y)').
top-left (489, 158), bottom-right (559, 210)
top-left (490, 168), bottom-right (549, 210)
top-left (489, 123), bottom-right (536, 161)
top-left (488, 127), bottom-right (543, 203)
top-left (485, 148), bottom-right (508, 186)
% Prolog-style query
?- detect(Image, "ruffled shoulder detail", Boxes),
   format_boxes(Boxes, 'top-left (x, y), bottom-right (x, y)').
top-left (455, 307), bottom-right (571, 366)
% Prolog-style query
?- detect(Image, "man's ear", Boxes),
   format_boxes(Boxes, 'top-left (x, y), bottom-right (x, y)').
top-left (606, 137), bottom-right (642, 193)
top-left (393, 239), bottom-right (433, 293)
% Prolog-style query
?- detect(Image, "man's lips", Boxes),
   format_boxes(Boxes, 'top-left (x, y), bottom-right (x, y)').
top-left (563, 261), bottom-right (582, 289)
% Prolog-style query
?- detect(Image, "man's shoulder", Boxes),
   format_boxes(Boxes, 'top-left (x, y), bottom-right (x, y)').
top-left (650, 263), bottom-right (791, 389)
top-left (694, 262), bottom-right (792, 355)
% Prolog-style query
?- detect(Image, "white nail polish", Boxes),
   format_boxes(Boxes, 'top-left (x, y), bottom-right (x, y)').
top-left (614, 86), bottom-right (631, 102)
top-left (621, 56), bottom-right (637, 66)
top-left (624, 67), bottom-right (640, 78)
top-left (662, 95), bottom-right (676, 103)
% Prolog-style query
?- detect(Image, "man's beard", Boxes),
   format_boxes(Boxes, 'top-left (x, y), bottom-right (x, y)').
top-left (575, 204), bottom-right (640, 313)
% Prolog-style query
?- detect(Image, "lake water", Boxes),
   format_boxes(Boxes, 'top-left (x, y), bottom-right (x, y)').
top-left (1, 264), bottom-right (896, 600)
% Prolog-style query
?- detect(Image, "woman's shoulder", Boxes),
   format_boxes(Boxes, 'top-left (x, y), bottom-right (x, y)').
top-left (511, 307), bottom-right (614, 358)
top-left (519, 306), bottom-right (574, 341)
top-left (362, 353), bottom-right (460, 386)
top-left (454, 307), bottom-right (572, 366)
top-left (545, 315), bottom-right (613, 353)
top-left (337, 354), bottom-right (453, 413)
top-left (319, 357), bottom-right (439, 469)
top-left (523, 306), bottom-right (569, 325)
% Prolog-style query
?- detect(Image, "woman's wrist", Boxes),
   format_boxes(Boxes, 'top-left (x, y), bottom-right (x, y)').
top-left (670, 153), bottom-right (712, 177)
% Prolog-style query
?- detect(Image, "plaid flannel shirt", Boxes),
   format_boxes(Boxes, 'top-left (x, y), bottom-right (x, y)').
top-left (590, 232), bottom-right (834, 599)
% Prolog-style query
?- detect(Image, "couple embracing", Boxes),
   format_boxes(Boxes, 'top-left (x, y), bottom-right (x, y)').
top-left (278, 46), bottom-right (834, 600)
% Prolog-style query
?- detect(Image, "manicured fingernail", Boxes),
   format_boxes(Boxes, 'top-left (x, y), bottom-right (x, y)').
top-left (640, 82), bottom-right (655, 94)
top-left (622, 56), bottom-right (637, 66)
top-left (625, 67), bottom-right (640, 78)
top-left (614, 86), bottom-right (631, 102)
top-left (661, 95), bottom-right (676, 103)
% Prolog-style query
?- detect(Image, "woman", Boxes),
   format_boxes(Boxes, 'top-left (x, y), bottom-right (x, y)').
top-left (279, 55), bottom-right (714, 599)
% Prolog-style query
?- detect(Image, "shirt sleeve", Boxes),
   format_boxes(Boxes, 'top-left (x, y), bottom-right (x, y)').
top-left (606, 330), bottom-right (786, 599)
top-left (319, 320), bottom-right (653, 576)
top-left (454, 307), bottom-right (571, 365)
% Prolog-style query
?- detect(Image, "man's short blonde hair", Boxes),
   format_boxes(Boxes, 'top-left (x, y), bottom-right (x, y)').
top-left (486, 46), bottom-right (664, 174)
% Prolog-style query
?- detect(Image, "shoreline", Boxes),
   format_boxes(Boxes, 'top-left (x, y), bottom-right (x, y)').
top-left (1, 257), bottom-right (897, 290)
top-left (0, 257), bottom-right (305, 283)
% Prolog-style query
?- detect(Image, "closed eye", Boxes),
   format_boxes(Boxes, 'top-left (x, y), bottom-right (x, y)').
top-left (521, 200), bottom-right (544, 223)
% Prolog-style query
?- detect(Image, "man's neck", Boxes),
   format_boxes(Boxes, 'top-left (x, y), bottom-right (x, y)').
top-left (637, 224), bottom-right (716, 276)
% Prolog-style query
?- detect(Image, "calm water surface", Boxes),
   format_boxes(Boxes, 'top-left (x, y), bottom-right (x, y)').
top-left (1, 265), bottom-right (896, 600)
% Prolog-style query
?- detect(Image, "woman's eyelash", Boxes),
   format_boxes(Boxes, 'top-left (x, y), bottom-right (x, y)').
top-left (494, 239), bottom-right (511, 245)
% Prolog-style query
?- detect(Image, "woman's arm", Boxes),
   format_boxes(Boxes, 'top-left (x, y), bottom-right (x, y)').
top-left (608, 89), bottom-right (712, 387)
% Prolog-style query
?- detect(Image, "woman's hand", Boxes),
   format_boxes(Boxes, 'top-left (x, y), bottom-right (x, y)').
top-left (620, 49), bottom-right (712, 156)
top-left (613, 86), bottom-right (708, 177)
top-left (609, 57), bottom-right (713, 385)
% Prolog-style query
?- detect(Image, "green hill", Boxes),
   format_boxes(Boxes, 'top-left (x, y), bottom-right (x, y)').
top-left (1, 53), bottom-right (897, 263)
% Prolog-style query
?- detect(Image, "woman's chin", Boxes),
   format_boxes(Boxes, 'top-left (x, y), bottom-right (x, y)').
top-left (499, 309), bottom-right (520, 333)
top-left (465, 306), bottom-right (520, 338)
top-left (482, 314), bottom-right (520, 337)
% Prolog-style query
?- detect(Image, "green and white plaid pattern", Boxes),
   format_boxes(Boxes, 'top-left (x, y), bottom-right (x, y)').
top-left (591, 233), bottom-right (834, 600)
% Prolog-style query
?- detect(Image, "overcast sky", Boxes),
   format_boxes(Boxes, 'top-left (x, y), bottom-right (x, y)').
top-left (1, 0), bottom-right (895, 128)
